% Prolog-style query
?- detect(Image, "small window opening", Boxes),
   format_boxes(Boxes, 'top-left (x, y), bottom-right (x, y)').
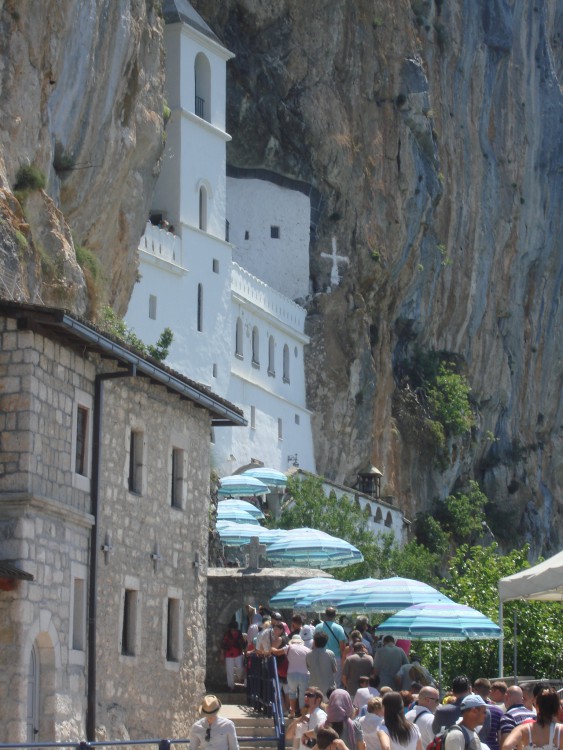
top-left (213, 258), bottom-right (219, 273)
top-left (75, 406), bottom-right (88, 476)
top-left (197, 283), bottom-right (203, 332)
top-left (270, 226), bottom-right (280, 239)
top-left (250, 406), bottom-right (256, 430)
top-left (149, 294), bottom-right (157, 320)
top-left (171, 448), bottom-right (184, 509)
top-left (72, 578), bottom-right (86, 651)
top-left (166, 598), bottom-right (180, 662)
top-left (278, 418), bottom-right (283, 440)
top-left (244, 230), bottom-right (250, 240)
top-left (128, 430), bottom-right (144, 494)
top-left (122, 589), bottom-right (138, 656)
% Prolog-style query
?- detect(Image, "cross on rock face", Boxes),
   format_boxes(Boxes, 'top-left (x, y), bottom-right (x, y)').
top-left (242, 536), bottom-right (267, 571)
top-left (320, 236), bottom-right (350, 287)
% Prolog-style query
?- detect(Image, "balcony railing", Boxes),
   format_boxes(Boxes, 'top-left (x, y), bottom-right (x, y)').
top-left (140, 222), bottom-right (181, 266)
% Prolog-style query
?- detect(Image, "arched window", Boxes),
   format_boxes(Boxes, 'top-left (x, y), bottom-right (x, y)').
top-left (282, 344), bottom-right (290, 383)
top-left (235, 317), bottom-right (243, 358)
top-left (252, 327), bottom-right (260, 367)
top-left (199, 186), bottom-right (208, 231)
top-left (385, 511), bottom-right (393, 527)
top-left (268, 336), bottom-right (275, 376)
top-left (375, 508), bottom-right (383, 523)
top-left (197, 283), bottom-right (203, 332)
top-left (194, 52), bottom-right (211, 122)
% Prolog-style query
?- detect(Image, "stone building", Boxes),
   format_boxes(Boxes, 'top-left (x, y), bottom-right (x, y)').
top-left (0, 300), bottom-right (245, 742)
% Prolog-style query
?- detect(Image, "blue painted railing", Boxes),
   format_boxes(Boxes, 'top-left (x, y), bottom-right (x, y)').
top-left (246, 653), bottom-right (286, 750)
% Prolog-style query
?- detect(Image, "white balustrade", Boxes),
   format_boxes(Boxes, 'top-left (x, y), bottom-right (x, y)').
top-left (231, 262), bottom-right (307, 332)
top-left (140, 222), bottom-right (181, 265)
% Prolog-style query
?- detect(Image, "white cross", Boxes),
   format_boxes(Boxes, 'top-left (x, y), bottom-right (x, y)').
top-left (321, 237), bottom-right (349, 287)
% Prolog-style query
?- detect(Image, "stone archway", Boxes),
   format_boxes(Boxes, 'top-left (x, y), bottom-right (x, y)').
top-left (24, 610), bottom-right (60, 741)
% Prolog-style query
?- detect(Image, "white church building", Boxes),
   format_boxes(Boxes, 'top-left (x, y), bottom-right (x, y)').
top-left (126, 0), bottom-right (316, 477)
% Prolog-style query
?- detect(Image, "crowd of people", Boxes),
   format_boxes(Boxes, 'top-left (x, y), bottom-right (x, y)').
top-left (197, 605), bottom-right (563, 750)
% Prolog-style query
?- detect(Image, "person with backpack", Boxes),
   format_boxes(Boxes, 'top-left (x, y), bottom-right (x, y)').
top-left (441, 694), bottom-right (488, 750)
top-left (405, 686), bottom-right (441, 748)
top-left (432, 676), bottom-right (491, 742)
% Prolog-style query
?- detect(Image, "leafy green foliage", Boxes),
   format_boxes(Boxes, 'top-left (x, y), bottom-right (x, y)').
top-left (270, 476), bottom-right (442, 584)
top-left (427, 362), bottom-right (474, 435)
top-left (414, 512), bottom-right (450, 557)
top-left (413, 544), bottom-right (563, 687)
top-left (14, 164), bottom-right (46, 192)
top-left (436, 480), bottom-right (487, 544)
top-left (99, 306), bottom-right (173, 362)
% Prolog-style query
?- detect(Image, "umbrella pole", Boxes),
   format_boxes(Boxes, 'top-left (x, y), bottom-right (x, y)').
top-left (513, 610), bottom-right (518, 684)
top-left (438, 639), bottom-right (442, 698)
top-left (498, 601), bottom-right (504, 677)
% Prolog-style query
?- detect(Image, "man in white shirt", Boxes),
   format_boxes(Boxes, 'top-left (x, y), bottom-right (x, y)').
top-left (405, 686), bottom-right (441, 748)
top-left (287, 687), bottom-right (328, 750)
top-left (190, 695), bottom-right (239, 750)
top-left (444, 694), bottom-right (487, 750)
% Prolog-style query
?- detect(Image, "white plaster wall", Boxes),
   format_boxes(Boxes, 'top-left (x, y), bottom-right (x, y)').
top-left (326, 484), bottom-right (405, 544)
top-left (212, 374), bottom-right (315, 477)
top-left (227, 177), bottom-right (310, 300)
top-left (127, 228), bottom-right (233, 393)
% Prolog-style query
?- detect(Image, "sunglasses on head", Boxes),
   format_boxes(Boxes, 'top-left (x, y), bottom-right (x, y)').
top-left (205, 727), bottom-right (211, 742)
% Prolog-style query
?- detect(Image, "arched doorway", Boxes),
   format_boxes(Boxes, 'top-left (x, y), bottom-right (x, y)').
top-left (26, 642), bottom-right (40, 741)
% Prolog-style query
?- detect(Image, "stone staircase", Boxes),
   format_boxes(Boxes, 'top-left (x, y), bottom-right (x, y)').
top-left (215, 694), bottom-right (282, 750)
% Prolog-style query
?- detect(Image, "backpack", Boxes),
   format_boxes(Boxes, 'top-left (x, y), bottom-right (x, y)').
top-left (426, 724), bottom-right (471, 750)
top-left (409, 664), bottom-right (430, 686)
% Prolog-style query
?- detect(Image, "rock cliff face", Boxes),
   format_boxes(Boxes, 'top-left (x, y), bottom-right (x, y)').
top-left (191, 0), bottom-right (562, 555)
top-left (0, 0), bottom-right (560, 555)
top-left (0, 0), bottom-right (164, 314)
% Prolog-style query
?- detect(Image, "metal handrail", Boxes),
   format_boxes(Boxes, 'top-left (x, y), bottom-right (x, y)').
top-left (0, 741), bottom-right (189, 750)
top-left (246, 653), bottom-right (285, 750)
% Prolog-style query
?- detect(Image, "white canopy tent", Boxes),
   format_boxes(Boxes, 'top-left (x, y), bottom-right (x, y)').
top-left (498, 549), bottom-right (563, 676)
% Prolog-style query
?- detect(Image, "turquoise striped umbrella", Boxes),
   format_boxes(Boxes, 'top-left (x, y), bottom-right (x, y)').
top-left (270, 577), bottom-right (343, 608)
top-left (216, 507), bottom-right (260, 525)
top-left (218, 474), bottom-right (270, 497)
top-left (332, 576), bottom-right (454, 613)
top-left (265, 528), bottom-right (363, 569)
top-left (242, 467), bottom-right (288, 488)
top-left (218, 499), bottom-right (265, 520)
top-left (216, 521), bottom-right (281, 547)
top-left (376, 602), bottom-right (502, 690)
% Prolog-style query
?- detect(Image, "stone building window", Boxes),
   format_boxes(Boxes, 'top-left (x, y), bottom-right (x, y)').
top-left (75, 406), bottom-right (88, 476)
top-left (72, 389), bottom-right (93, 493)
top-left (278, 418), bottom-right (283, 440)
top-left (128, 430), bottom-right (144, 495)
top-left (270, 225), bottom-right (280, 239)
top-left (121, 588), bottom-right (139, 656)
top-left (70, 569), bottom-right (86, 654)
top-left (250, 406), bottom-right (256, 430)
top-left (295, 414), bottom-right (300, 425)
top-left (194, 52), bottom-right (211, 122)
top-left (171, 448), bottom-right (185, 510)
top-left (166, 598), bottom-right (181, 662)
top-left (385, 511), bottom-right (393, 527)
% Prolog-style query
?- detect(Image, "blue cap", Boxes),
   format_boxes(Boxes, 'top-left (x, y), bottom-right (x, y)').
top-left (460, 694), bottom-right (487, 711)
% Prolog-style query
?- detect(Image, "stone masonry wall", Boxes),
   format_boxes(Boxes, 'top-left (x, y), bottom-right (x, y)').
top-left (206, 568), bottom-right (332, 690)
top-left (95, 376), bottom-right (211, 738)
top-left (0, 313), bottom-right (214, 740)
top-left (0, 316), bottom-right (94, 742)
